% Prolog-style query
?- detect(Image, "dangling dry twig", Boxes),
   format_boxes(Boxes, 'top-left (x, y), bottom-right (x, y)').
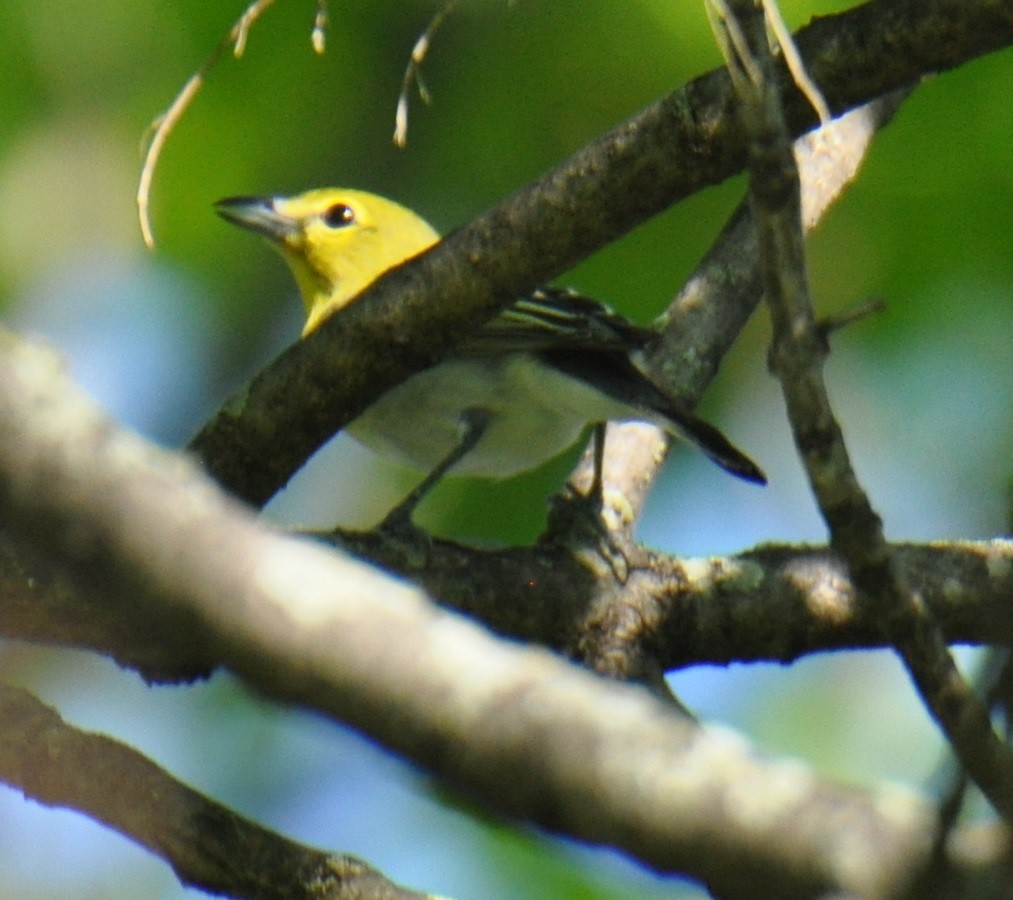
top-left (707, 0), bottom-right (829, 124)
top-left (760, 0), bottom-right (830, 124)
top-left (394, 0), bottom-right (464, 148)
top-left (137, 0), bottom-right (278, 249)
top-left (139, 0), bottom-right (329, 249)
top-left (312, 0), bottom-right (329, 54)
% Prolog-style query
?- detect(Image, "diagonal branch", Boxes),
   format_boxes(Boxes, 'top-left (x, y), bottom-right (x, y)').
top-left (717, 0), bottom-right (1013, 821)
top-left (0, 683), bottom-right (431, 900)
top-left (188, 0), bottom-right (1013, 508)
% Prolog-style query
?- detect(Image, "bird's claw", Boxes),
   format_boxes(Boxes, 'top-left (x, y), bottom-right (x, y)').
top-left (543, 485), bottom-right (641, 583)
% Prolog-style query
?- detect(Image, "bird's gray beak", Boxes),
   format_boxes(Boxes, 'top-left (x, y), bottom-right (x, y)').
top-left (214, 196), bottom-right (300, 242)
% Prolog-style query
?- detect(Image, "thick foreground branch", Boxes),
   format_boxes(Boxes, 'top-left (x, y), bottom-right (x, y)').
top-left (0, 331), bottom-right (937, 897)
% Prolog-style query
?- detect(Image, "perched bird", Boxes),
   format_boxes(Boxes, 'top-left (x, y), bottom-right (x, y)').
top-left (215, 188), bottom-right (764, 526)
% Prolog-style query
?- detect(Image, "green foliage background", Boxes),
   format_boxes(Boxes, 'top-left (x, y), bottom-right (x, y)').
top-left (0, 1), bottom-right (1009, 897)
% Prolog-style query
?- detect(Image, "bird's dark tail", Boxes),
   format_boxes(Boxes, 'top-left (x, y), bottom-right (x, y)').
top-left (537, 344), bottom-right (766, 485)
top-left (661, 406), bottom-right (766, 485)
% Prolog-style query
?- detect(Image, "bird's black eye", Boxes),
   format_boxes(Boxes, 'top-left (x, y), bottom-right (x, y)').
top-left (321, 203), bottom-right (355, 228)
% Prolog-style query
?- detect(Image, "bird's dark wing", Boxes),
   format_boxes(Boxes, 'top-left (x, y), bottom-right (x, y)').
top-left (458, 287), bottom-right (655, 356)
top-left (458, 286), bottom-right (766, 485)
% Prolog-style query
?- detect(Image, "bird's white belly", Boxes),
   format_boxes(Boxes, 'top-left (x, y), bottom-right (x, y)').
top-left (346, 354), bottom-right (642, 477)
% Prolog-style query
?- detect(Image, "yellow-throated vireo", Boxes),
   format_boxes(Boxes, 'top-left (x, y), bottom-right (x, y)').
top-left (216, 189), bottom-right (765, 527)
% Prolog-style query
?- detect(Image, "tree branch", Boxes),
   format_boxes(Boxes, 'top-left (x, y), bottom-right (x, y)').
top-left (0, 683), bottom-right (432, 900)
top-left (326, 531), bottom-right (1013, 674)
top-left (0, 330), bottom-right (940, 897)
top-left (717, 0), bottom-right (1013, 820)
top-left (0, 522), bottom-right (214, 681)
top-left (188, 0), bottom-right (1013, 508)
top-left (4, 509), bottom-right (1009, 686)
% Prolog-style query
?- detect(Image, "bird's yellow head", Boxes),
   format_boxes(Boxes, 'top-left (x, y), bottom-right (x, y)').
top-left (215, 188), bottom-right (440, 335)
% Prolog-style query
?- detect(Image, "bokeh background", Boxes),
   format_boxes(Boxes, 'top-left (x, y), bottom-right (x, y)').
top-left (0, 1), bottom-right (1010, 897)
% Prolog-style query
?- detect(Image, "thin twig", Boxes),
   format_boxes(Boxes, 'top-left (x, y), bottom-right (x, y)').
top-left (815, 296), bottom-right (885, 341)
top-left (137, 0), bottom-right (279, 250)
top-left (394, 0), bottom-right (463, 147)
top-left (907, 649), bottom-right (1011, 897)
top-left (761, 0), bottom-right (831, 123)
top-left (711, 0), bottom-right (830, 123)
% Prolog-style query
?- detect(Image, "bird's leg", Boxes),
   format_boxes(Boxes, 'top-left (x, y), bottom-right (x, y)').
top-left (586, 422), bottom-right (636, 581)
top-left (550, 422), bottom-right (608, 528)
top-left (545, 422), bottom-right (639, 582)
top-left (589, 422), bottom-right (607, 507)
top-left (377, 407), bottom-right (490, 534)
